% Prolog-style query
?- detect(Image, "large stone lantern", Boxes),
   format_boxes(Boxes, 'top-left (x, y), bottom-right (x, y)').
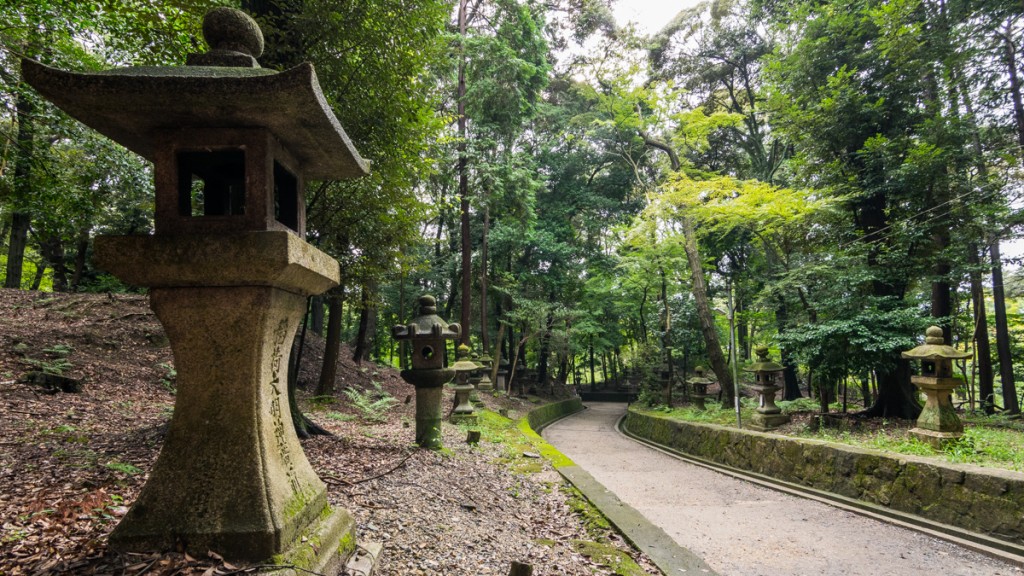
top-left (22, 7), bottom-right (369, 570)
top-left (744, 346), bottom-right (790, 431)
top-left (392, 295), bottom-right (460, 448)
top-left (902, 326), bottom-right (969, 447)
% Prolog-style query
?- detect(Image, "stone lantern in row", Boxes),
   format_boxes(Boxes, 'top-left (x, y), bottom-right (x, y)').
top-left (451, 345), bottom-right (480, 423)
top-left (688, 366), bottom-right (714, 411)
top-left (393, 295), bottom-right (461, 449)
top-left (901, 326), bottom-right (969, 447)
top-left (476, 352), bottom-right (495, 391)
top-left (744, 346), bottom-right (790, 431)
top-left (22, 7), bottom-right (368, 570)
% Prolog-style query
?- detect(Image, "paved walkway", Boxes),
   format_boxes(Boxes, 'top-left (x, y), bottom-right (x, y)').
top-left (543, 402), bottom-right (1022, 576)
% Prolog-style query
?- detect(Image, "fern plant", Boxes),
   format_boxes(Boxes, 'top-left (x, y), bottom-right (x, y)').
top-left (342, 381), bottom-right (398, 423)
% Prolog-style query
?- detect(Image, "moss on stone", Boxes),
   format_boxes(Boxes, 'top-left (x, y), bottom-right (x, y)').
top-left (570, 540), bottom-right (646, 576)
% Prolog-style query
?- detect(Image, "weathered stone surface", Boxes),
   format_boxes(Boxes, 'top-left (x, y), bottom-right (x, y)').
top-left (94, 231), bottom-right (340, 296)
top-left (624, 409), bottom-right (1024, 546)
top-left (108, 285), bottom-right (342, 560)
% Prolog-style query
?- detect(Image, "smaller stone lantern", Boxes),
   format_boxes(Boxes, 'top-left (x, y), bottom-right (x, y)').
top-left (688, 366), bottom-right (714, 411)
top-left (392, 295), bottom-right (460, 449)
top-left (744, 346), bottom-right (790, 431)
top-left (451, 345), bottom-right (479, 423)
top-left (476, 352), bottom-right (495, 391)
top-left (901, 326), bottom-right (969, 447)
top-left (496, 360), bottom-right (510, 391)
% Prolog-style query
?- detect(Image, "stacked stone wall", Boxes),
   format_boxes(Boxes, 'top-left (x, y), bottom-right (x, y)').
top-left (624, 410), bottom-right (1024, 545)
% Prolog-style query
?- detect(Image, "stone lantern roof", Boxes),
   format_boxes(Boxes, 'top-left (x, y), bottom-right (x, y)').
top-left (392, 296), bottom-right (461, 341)
top-left (901, 326), bottom-right (971, 361)
top-left (744, 346), bottom-right (784, 373)
top-left (688, 366), bottom-right (713, 385)
top-left (21, 7), bottom-right (368, 181)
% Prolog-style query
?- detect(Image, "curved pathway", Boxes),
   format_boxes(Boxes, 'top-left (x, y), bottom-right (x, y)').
top-left (543, 402), bottom-right (1022, 576)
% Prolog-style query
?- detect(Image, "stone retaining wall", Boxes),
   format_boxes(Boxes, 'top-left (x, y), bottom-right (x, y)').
top-left (624, 409), bottom-right (1024, 545)
top-left (526, 397), bottom-right (584, 432)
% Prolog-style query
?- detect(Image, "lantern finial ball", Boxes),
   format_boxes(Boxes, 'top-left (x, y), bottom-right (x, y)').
top-left (925, 325), bottom-right (944, 345)
top-left (203, 7), bottom-right (265, 58)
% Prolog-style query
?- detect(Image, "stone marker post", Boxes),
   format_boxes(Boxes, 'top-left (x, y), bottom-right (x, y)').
top-left (23, 8), bottom-right (369, 571)
top-left (902, 326), bottom-right (969, 447)
top-left (392, 295), bottom-right (460, 448)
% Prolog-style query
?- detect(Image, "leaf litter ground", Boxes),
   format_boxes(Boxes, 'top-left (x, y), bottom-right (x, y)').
top-left (0, 289), bottom-right (660, 575)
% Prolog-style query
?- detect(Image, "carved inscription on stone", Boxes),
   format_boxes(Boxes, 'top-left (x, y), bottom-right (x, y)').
top-left (269, 317), bottom-right (301, 492)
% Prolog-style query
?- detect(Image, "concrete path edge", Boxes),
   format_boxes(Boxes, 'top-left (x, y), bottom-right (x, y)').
top-left (526, 400), bottom-right (718, 575)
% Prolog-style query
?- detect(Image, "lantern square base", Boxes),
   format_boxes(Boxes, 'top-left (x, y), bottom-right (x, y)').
top-left (747, 412), bottom-right (791, 432)
top-left (910, 427), bottom-right (963, 449)
top-left (257, 505), bottom-right (361, 576)
top-left (451, 413), bottom-right (479, 424)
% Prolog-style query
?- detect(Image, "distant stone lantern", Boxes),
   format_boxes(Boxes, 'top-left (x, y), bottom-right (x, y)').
top-left (688, 366), bottom-right (714, 411)
top-left (744, 346), bottom-right (790, 431)
top-left (901, 326), bottom-right (969, 447)
top-left (451, 345), bottom-right (480, 423)
top-left (23, 7), bottom-right (369, 570)
top-left (496, 360), bottom-right (510, 391)
top-left (392, 295), bottom-right (460, 449)
top-left (476, 352), bottom-right (494, 391)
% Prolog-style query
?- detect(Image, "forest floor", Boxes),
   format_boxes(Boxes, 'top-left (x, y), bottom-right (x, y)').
top-left (0, 289), bottom-right (660, 576)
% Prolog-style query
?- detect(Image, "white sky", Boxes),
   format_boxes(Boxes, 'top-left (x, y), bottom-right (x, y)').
top-left (612, 0), bottom-right (698, 35)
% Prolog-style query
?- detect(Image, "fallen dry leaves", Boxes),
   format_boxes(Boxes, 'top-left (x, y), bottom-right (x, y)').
top-left (0, 289), bottom-right (658, 575)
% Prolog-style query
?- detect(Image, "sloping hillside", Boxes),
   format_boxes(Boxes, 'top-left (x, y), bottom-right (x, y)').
top-left (0, 289), bottom-right (655, 575)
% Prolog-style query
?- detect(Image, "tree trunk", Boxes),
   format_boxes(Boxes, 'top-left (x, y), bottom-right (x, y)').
top-left (776, 296), bottom-right (802, 400)
top-left (30, 263), bottom-right (45, 291)
top-left (1001, 21), bottom-right (1024, 149)
top-left (38, 233), bottom-right (68, 292)
top-left (317, 295), bottom-right (344, 396)
top-left (480, 204), bottom-right (490, 352)
top-left (5, 86), bottom-right (34, 290)
top-left (310, 295), bottom-right (324, 335)
top-left (291, 298), bottom-right (330, 438)
top-left (352, 282), bottom-right (377, 364)
top-left (990, 239), bottom-right (1019, 413)
top-left (457, 0), bottom-right (471, 346)
top-left (536, 307), bottom-right (554, 389)
top-left (681, 216), bottom-right (734, 405)
top-left (969, 244), bottom-right (995, 414)
top-left (71, 227), bottom-right (89, 291)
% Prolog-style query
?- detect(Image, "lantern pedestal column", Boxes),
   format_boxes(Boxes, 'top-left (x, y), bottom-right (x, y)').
top-left (911, 376), bottom-right (963, 448)
top-left (747, 383), bottom-right (790, 432)
top-left (96, 232), bottom-right (355, 570)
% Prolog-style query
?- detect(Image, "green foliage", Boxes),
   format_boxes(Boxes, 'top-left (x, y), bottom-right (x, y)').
top-left (342, 381), bottom-right (398, 423)
top-left (158, 362), bottom-right (176, 394)
top-left (104, 460), bottom-right (143, 475)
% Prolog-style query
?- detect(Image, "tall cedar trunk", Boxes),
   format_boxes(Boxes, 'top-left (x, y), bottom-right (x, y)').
top-left (310, 295), bottom-right (324, 335)
top-left (457, 0), bottom-right (471, 346)
top-left (735, 288), bottom-right (748, 360)
top-left (589, 336), bottom-right (595, 390)
top-left (352, 282), bottom-right (377, 364)
top-left (776, 296), bottom-right (802, 400)
top-left (681, 216), bottom-right (735, 405)
top-left (968, 245), bottom-right (995, 413)
top-left (1001, 21), bottom-right (1024, 149)
top-left (30, 264), bottom-right (45, 290)
top-left (6, 87), bottom-right (34, 289)
top-left (317, 295), bottom-right (344, 396)
top-left (536, 306), bottom-right (554, 388)
top-left (858, 193), bottom-right (920, 419)
top-left (990, 240), bottom-right (1020, 413)
top-left (291, 298), bottom-right (329, 438)
top-left (480, 205), bottom-right (489, 351)
top-left (661, 268), bottom-right (673, 405)
top-left (38, 234), bottom-right (68, 292)
top-left (637, 287), bottom-right (648, 342)
top-left (71, 227), bottom-right (89, 291)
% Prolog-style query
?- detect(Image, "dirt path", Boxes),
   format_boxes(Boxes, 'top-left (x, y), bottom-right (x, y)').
top-left (543, 402), bottom-right (1022, 576)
